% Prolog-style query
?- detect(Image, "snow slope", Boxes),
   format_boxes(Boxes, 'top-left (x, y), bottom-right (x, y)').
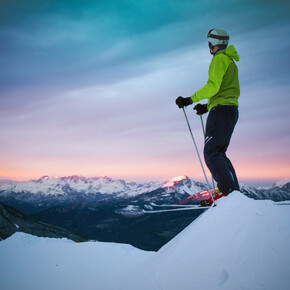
top-left (0, 233), bottom-right (154, 290)
top-left (0, 192), bottom-right (289, 290)
top-left (128, 192), bottom-right (290, 290)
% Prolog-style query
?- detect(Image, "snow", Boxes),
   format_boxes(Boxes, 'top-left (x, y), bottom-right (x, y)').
top-left (258, 178), bottom-right (290, 190)
top-left (0, 233), bottom-right (154, 290)
top-left (0, 181), bottom-right (17, 191)
top-left (1, 192), bottom-right (290, 290)
top-left (162, 175), bottom-right (187, 187)
top-left (0, 175), bottom-right (165, 197)
top-left (274, 178), bottom-right (290, 188)
top-left (1, 176), bottom-right (289, 202)
top-left (134, 192), bottom-right (290, 290)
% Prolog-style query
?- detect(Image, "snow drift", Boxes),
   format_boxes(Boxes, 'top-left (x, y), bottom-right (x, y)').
top-left (127, 192), bottom-right (290, 290)
top-left (0, 192), bottom-right (289, 290)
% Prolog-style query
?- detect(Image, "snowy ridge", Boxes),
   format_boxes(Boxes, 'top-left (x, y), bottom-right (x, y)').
top-left (258, 178), bottom-right (290, 190)
top-left (1, 175), bottom-right (290, 203)
top-left (0, 192), bottom-right (289, 290)
top-left (0, 175), bottom-right (164, 197)
top-left (274, 178), bottom-right (290, 188)
top-left (0, 175), bottom-right (205, 198)
top-left (241, 181), bottom-right (290, 202)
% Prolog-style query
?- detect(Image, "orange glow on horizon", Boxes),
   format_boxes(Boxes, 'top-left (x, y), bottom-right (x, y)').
top-left (0, 170), bottom-right (33, 181)
top-left (235, 161), bottom-right (290, 181)
top-left (0, 158), bottom-right (289, 184)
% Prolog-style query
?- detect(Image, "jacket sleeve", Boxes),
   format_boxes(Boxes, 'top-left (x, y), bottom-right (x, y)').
top-left (190, 55), bottom-right (229, 103)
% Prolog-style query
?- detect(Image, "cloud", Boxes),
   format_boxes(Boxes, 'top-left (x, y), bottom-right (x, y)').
top-left (1, 0), bottom-right (290, 181)
top-left (1, 0), bottom-right (289, 94)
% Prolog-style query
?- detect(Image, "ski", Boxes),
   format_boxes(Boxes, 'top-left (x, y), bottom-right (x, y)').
top-left (142, 205), bottom-right (210, 214)
top-left (150, 203), bottom-right (206, 208)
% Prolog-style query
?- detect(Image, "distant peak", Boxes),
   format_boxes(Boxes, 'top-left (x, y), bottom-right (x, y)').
top-left (274, 178), bottom-right (290, 188)
top-left (36, 176), bottom-right (53, 182)
top-left (162, 176), bottom-right (188, 188)
top-left (34, 175), bottom-right (116, 183)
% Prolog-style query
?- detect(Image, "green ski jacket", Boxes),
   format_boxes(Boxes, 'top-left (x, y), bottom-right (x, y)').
top-left (190, 45), bottom-right (240, 112)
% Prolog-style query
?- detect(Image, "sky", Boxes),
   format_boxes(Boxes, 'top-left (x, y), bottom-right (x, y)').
top-left (1, 0), bottom-right (290, 185)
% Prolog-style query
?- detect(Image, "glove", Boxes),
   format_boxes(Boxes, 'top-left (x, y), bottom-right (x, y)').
top-left (193, 103), bottom-right (208, 115)
top-left (175, 96), bottom-right (193, 108)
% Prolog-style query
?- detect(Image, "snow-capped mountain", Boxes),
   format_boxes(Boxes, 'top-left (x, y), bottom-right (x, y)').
top-left (0, 175), bottom-right (289, 207)
top-left (240, 179), bottom-right (290, 202)
top-left (0, 175), bottom-right (206, 206)
top-left (0, 175), bottom-right (160, 197)
top-left (0, 175), bottom-right (206, 196)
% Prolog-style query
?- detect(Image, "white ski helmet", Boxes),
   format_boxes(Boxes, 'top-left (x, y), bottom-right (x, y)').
top-left (207, 29), bottom-right (229, 50)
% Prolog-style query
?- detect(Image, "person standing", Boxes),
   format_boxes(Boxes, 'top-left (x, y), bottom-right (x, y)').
top-left (176, 29), bottom-right (240, 201)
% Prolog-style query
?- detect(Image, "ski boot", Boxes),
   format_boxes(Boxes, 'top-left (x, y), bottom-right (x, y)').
top-left (200, 188), bottom-right (226, 206)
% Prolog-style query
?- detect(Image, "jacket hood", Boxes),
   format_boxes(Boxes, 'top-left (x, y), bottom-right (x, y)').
top-left (224, 45), bottom-right (239, 61)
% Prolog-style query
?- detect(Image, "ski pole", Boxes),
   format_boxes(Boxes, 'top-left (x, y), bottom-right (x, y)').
top-left (182, 108), bottom-right (216, 206)
top-left (200, 115), bottom-right (216, 194)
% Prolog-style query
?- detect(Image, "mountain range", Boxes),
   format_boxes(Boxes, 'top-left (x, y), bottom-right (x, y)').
top-left (0, 175), bottom-right (289, 251)
top-left (0, 175), bottom-right (289, 208)
top-left (0, 175), bottom-right (208, 214)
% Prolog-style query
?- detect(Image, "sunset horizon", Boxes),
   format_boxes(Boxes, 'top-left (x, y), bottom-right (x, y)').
top-left (0, 170), bottom-right (288, 187)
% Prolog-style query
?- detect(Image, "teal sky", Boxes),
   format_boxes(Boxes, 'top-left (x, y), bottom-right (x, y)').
top-left (1, 0), bottom-right (290, 184)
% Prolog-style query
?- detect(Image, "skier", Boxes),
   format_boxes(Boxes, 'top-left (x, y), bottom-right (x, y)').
top-left (176, 29), bottom-right (240, 204)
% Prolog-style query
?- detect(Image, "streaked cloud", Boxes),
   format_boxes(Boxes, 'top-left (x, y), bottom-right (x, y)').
top-left (0, 0), bottom-right (289, 183)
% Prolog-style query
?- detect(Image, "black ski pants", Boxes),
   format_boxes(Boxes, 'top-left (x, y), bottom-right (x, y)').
top-left (204, 105), bottom-right (239, 194)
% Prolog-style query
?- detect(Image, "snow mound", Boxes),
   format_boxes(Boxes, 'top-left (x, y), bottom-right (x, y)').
top-left (125, 191), bottom-right (290, 290)
top-left (0, 233), bottom-right (153, 290)
top-left (0, 192), bottom-right (289, 290)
